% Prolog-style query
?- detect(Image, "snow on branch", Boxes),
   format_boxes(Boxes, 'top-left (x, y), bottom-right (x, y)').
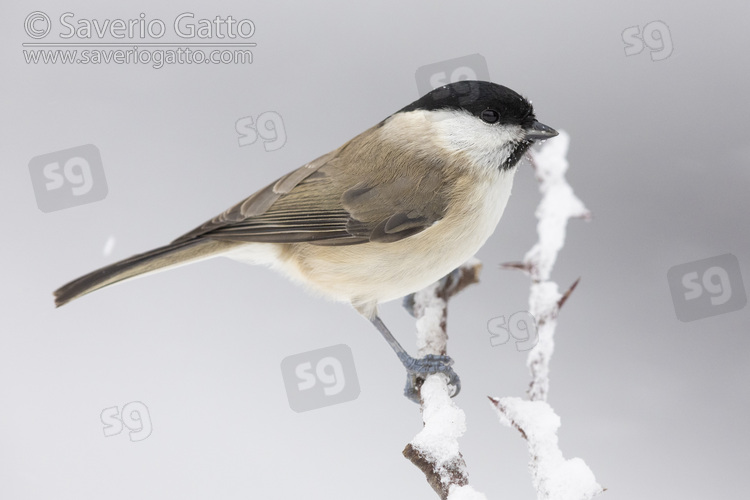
top-left (402, 260), bottom-right (487, 500)
top-left (493, 132), bottom-right (603, 499)
top-left (489, 397), bottom-right (602, 500)
top-left (400, 132), bottom-right (600, 500)
top-left (502, 131), bottom-right (590, 402)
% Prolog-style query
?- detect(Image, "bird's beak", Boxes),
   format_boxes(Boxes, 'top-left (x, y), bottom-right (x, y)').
top-left (525, 121), bottom-right (558, 141)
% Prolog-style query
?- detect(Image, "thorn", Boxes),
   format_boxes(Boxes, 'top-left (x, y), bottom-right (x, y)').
top-left (557, 277), bottom-right (580, 310)
top-left (500, 261), bottom-right (530, 272)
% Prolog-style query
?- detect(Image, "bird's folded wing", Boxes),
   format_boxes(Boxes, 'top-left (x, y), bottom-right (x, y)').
top-left (172, 148), bottom-right (448, 246)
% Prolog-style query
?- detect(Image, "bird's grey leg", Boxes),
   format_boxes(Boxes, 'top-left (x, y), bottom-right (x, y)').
top-left (370, 315), bottom-right (461, 403)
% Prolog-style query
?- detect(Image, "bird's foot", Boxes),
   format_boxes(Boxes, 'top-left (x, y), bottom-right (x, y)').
top-left (398, 353), bottom-right (461, 403)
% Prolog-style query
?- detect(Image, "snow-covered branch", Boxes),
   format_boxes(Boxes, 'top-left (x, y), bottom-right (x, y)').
top-left (502, 131), bottom-right (591, 401)
top-left (493, 132), bottom-right (603, 499)
top-left (402, 260), bottom-right (487, 500)
top-left (489, 397), bottom-right (602, 500)
top-left (401, 132), bottom-right (601, 500)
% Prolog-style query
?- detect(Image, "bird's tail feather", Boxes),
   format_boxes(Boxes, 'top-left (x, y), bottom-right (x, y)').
top-left (53, 239), bottom-right (237, 307)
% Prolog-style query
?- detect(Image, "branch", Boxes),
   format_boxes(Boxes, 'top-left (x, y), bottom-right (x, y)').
top-left (501, 131), bottom-right (590, 402)
top-left (493, 132), bottom-right (603, 499)
top-left (402, 260), bottom-right (487, 500)
top-left (489, 397), bottom-right (603, 500)
top-left (523, 132), bottom-right (591, 284)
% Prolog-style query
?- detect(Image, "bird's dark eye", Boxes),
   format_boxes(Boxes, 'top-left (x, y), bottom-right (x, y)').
top-left (480, 109), bottom-right (500, 124)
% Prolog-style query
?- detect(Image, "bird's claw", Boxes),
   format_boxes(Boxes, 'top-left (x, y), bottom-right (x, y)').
top-left (398, 353), bottom-right (461, 403)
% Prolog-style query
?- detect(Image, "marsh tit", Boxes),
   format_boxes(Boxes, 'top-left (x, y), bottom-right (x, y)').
top-left (54, 81), bottom-right (557, 401)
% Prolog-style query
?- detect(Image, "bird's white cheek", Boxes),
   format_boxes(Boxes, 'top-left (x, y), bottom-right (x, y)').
top-left (429, 112), bottom-right (525, 170)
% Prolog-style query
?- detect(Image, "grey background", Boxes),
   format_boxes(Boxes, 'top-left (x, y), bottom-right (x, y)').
top-left (2, 1), bottom-right (748, 499)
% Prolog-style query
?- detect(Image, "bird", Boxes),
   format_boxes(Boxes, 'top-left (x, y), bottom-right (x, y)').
top-left (54, 80), bottom-right (558, 401)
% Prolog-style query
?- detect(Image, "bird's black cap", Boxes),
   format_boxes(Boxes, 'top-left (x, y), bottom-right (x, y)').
top-left (399, 81), bottom-right (537, 128)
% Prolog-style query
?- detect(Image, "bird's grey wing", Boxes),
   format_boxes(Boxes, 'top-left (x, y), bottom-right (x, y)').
top-left (171, 150), bottom-right (339, 244)
top-left (340, 170), bottom-right (448, 243)
top-left (172, 148), bottom-right (448, 246)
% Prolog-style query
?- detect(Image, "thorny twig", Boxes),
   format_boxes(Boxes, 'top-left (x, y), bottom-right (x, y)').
top-left (493, 132), bottom-right (603, 499)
